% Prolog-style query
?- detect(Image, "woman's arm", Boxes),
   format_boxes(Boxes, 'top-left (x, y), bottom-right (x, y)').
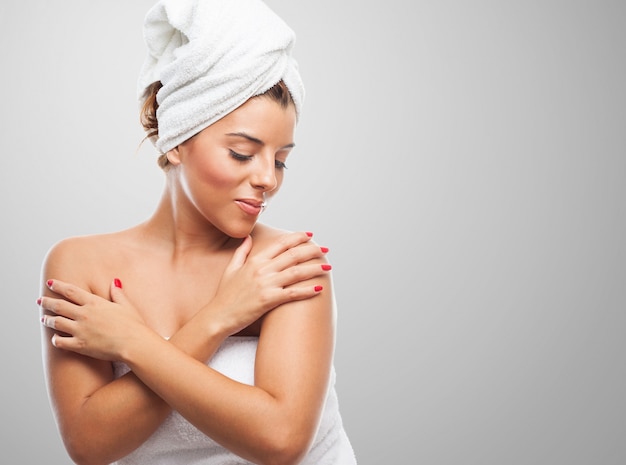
top-left (40, 232), bottom-right (328, 465)
top-left (92, 248), bottom-right (335, 465)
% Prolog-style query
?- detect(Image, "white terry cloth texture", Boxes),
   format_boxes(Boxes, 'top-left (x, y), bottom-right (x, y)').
top-left (111, 337), bottom-right (357, 464)
top-left (137, 0), bottom-right (305, 155)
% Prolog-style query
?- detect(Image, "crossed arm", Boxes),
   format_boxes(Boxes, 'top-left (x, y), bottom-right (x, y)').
top-left (39, 232), bottom-right (336, 465)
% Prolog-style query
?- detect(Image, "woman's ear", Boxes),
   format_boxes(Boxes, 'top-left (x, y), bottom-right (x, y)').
top-left (166, 146), bottom-right (182, 166)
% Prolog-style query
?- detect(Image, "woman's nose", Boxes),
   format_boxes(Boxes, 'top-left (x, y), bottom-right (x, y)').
top-left (250, 156), bottom-right (277, 191)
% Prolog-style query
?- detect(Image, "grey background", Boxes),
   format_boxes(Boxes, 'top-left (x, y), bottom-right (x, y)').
top-left (1, 1), bottom-right (625, 463)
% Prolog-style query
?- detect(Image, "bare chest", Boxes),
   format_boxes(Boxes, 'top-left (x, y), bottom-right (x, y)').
top-left (94, 253), bottom-right (230, 338)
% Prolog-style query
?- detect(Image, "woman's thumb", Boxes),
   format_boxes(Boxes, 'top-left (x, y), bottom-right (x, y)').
top-left (225, 236), bottom-right (253, 271)
top-left (110, 278), bottom-right (127, 303)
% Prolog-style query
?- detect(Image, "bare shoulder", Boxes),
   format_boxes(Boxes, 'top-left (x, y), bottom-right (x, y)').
top-left (249, 222), bottom-right (291, 242)
top-left (40, 229), bottom-right (135, 294)
top-left (45, 233), bottom-right (103, 260)
top-left (44, 230), bottom-right (128, 266)
top-left (250, 223), bottom-right (323, 257)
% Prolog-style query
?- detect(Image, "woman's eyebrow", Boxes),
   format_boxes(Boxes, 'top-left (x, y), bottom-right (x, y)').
top-left (226, 132), bottom-right (295, 150)
top-left (226, 132), bottom-right (263, 145)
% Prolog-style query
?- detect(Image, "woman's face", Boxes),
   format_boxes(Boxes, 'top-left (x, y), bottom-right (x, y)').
top-left (168, 96), bottom-right (297, 238)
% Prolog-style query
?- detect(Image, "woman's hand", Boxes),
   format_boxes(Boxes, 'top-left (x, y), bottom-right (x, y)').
top-left (39, 279), bottom-right (150, 361)
top-left (39, 231), bottom-right (331, 358)
top-left (205, 231), bottom-right (330, 337)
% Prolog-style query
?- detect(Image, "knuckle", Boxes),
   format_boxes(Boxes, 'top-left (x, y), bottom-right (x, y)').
top-left (285, 247), bottom-right (299, 261)
top-left (64, 285), bottom-right (77, 299)
top-left (283, 286), bottom-right (300, 300)
top-left (48, 299), bottom-right (59, 313)
top-left (286, 265), bottom-right (301, 279)
top-left (283, 265), bottom-right (301, 282)
top-left (250, 267), bottom-right (266, 282)
top-left (257, 290), bottom-right (273, 309)
top-left (75, 339), bottom-right (86, 352)
top-left (295, 242), bottom-right (320, 261)
top-left (277, 234), bottom-right (291, 248)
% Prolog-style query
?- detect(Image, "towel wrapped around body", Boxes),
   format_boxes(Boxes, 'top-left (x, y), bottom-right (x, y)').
top-left (111, 337), bottom-right (357, 464)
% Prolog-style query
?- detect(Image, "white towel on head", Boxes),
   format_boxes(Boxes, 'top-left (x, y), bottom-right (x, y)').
top-left (137, 0), bottom-right (305, 154)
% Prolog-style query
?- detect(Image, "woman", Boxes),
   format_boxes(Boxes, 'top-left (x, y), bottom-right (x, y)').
top-left (38, 0), bottom-right (356, 464)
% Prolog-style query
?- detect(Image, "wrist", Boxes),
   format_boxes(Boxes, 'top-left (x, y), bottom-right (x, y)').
top-left (168, 303), bottom-right (230, 361)
top-left (120, 325), bottom-right (165, 367)
top-left (199, 302), bottom-right (233, 341)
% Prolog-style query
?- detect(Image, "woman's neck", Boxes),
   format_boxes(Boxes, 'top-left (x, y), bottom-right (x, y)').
top-left (142, 188), bottom-right (242, 259)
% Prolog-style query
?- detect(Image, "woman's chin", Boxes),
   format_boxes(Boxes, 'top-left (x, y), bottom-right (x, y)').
top-left (224, 223), bottom-right (257, 240)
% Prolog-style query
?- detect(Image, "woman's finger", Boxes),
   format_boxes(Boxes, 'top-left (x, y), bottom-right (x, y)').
top-left (270, 242), bottom-right (329, 272)
top-left (271, 282), bottom-right (326, 307)
top-left (50, 333), bottom-right (79, 351)
top-left (46, 279), bottom-right (93, 306)
top-left (256, 231), bottom-right (313, 260)
top-left (39, 296), bottom-right (82, 320)
top-left (276, 262), bottom-right (333, 288)
top-left (42, 313), bottom-right (76, 335)
top-left (224, 236), bottom-right (253, 273)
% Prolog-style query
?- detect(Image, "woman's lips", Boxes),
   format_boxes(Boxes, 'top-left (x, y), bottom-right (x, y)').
top-left (235, 199), bottom-right (266, 216)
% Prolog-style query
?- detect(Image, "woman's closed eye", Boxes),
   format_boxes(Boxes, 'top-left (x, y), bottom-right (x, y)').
top-left (230, 150), bottom-right (288, 170)
top-left (229, 149), bottom-right (253, 162)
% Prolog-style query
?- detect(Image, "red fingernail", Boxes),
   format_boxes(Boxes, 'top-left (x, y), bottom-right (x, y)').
top-left (47, 279), bottom-right (53, 288)
top-left (114, 278), bottom-right (123, 289)
top-left (314, 285), bottom-right (323, 292)
top-left (320, 247), bottom-right (329, 253)
top-left (306, 232), bottom-right (313, 237)
top-left (321, 264), bottom-right (332, 271)
top-left (36, 297), bottom-right (42, 306)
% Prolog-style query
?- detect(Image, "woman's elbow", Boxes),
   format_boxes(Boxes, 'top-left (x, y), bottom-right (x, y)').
top-left (62, 431), bottom-right (118, 465)
top-left (64, 442), bottom-right (105, 465)
top-left (256, 425), bottom-right (312, 465)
